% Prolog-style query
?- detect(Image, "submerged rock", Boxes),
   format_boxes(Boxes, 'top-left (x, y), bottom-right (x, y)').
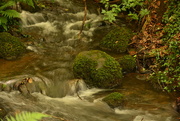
top-left (102, 92), bottom-right (124, 108)
top-left (73, 50), bottom-right (122, 88)
top-left (0, 32), bottom-right (26, 60)
top-left (99, 27), bottom-right (133, 53)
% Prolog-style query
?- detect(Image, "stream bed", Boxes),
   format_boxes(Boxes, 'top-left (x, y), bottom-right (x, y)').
top-left (0, 0), bottom-right (179, 121)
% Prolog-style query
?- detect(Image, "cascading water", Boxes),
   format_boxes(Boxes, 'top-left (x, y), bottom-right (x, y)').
top-left (0, 0), bottom-right (179, 121)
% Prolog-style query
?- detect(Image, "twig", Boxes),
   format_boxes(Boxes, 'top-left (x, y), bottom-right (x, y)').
top-left (78, 0), bottom-right (87, 37)
top-left (75, 79), bottom-right (82, 100)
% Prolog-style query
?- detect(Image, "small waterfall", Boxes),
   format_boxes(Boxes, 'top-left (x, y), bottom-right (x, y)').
top-left (20, 1), bottom-right (103, 42)
top-left (20, 11), bottom-right (58, 36)
top-left (20, 11), bottom-right (46, 26)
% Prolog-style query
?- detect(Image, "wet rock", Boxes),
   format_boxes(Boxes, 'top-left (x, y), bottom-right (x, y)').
top-left (18, 84), bottom-right (29, 95)
top-left (35, 80), bottom-right (47, 95)
top-left (24, 78), bottom-right (37, 93)
top-left (66, 79), bottom-right (87, 96)
top-left (2, 84), bottom-right (11, 92)
top-left (13, 81), bottom-right (23, 90)
top-left (0, 83), bottom-right (3, 91)
top-left (26, 82), bottom-right (36, 93)
top-left (13, 78), bottom-right (37, 95)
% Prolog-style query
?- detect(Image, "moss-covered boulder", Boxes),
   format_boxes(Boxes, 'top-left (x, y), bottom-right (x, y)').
top-left (99, 27), bottom-right (133, 53)
top-left (73, 50), bottom-right (123, 88)
top-left (0, 32), bottom-right (26, 60)
top-left (102, 92), bottom-right (124, 108)
top-left (117, 55), bottom-right (136, 72)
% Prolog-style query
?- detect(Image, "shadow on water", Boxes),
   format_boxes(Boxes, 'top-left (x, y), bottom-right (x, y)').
top-left (0, 0), bottom-right (179, 121)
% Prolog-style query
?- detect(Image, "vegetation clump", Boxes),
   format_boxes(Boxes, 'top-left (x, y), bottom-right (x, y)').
top-left (99, 27), bottom-right (133, 53)
top-left (100, 0), bottom-right (149, 23)
top-left (149, 0), bottom-right (180, 92)
top-left (73, 50), bottom-right (123, 88)
top-left (117, 55), bottom-right (136, 72)
top-left (0, 32), bottom-right (26, 60)
top-left (102, 92), bottom-right (124, 108)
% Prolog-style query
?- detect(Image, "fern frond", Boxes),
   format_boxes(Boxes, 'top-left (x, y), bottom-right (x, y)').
top-left (6, 112), bottom-right (49, 121)
top-left (0, 17), bottom-right (7, 24)
top-left (0, 1), bottom-right (15, 10)
top-left (0, 17), bottom-right (8, 30)
top-left (1, 24), bottom-right (8, 31)
top-left (0, 10), bottom-right (20, 18)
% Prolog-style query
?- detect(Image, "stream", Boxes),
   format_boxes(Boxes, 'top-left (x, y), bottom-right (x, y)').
top-left (0, 0), bottom-right (179, 121)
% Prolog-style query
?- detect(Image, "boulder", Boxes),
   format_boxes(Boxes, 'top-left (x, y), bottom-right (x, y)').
top-left (73, 50), bottom-right (122, 88)
top-left (99, 27), bottom-right (133, 53)
top-left (102, 92), bottom-right (124, 108)
top-left (0, 32), bottom-right (26, 60)
top-left (117, 55), bottom-right (136, 72)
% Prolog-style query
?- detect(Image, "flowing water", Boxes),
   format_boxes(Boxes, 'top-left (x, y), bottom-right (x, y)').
top-left (0, 0), bottom-right (179, 121)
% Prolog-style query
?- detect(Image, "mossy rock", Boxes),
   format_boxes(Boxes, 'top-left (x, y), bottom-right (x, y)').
top-left (0, 32), bottom-right (26, 60)
top-left (73, 50), bottom-right (123, 88)
top-left (99, 27), bottom-right (133, 53)
top-left (102, 92), bottom-right (124, 108)
top-left (117, 55), bottom-right (136, 72)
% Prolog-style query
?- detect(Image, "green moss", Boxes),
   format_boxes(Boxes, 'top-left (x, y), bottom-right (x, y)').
top-left (100, 27), bottom-right (133, 53)
top-left (102, 92), bottom-right (124, 108)
top-left (117, 55), bottom-right (136, 72)
top-left (73, 50), bottom-right (123, 88)
top-left (0, 32), bottom-right (26, 60)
